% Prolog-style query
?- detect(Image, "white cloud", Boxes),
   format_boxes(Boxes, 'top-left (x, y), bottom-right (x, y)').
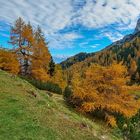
top-left (0, 0), bottom-right (140, 50)
top-left (53, 54), bottom-right (72, 59)
top-left (103, 32), bottom-right (124, 42)
top-left (52, 54), bottom-right (72, 63)
top-left (47, 32), bottom-right (82, 49)
top-left (0, 0), bottom-right (140, 32)
top-left (92, 28), bottom-right (124, 42)
top-left (63, 32), bottom-right (82, 40)
top-left (90, 44), bottom-right (100, 48)
top-left (76, 0), bottom-right (140, 30)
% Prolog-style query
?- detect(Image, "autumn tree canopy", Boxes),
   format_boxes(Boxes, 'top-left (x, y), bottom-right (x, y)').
top-left (0, 49), bottom-right (19, 74)
top-left (31, 26), bottom-right (51, 81)
top-left (9, 18), bottom-right (52, 81)
top-left (4, 17), bottom-right (66, 89)
top-left (66, 62), bottom-right (140, 127)
top-left (50, 64), bottom-right (67, 90)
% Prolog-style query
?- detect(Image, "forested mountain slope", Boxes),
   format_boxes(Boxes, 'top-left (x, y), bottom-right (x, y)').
top-left (61, 19), bottom-right (140, 82)
top-left (60, 52), bottom-right (95, 69)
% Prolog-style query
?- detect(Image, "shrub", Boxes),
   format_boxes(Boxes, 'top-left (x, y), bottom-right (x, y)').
top-left (24, 78), bottom-right (62, 94)
top-left (63, 86), bottom-right (73, 102)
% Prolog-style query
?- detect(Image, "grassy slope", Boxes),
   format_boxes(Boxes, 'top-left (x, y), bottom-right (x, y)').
top-left (0, 70), bottom-right (122, 140)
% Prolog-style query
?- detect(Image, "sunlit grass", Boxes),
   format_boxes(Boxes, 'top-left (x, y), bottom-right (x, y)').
top-left (0, 70), bottom-right (122, 140)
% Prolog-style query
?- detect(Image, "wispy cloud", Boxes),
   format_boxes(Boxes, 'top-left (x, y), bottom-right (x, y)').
top-left (47, 32), bottom-right (82, 49)
top-left (63, 32), bottom-right (83, 40)
top-left (90, 44), bottom-right (100, 49)
top-left (103, 32), bottom-right (124, 42)
top-left (0, 0), bottom-right (140, 57)
top-left (75, 0), bottom-right (140, 30)
top-left (0, 0), bottom-right (73, 34)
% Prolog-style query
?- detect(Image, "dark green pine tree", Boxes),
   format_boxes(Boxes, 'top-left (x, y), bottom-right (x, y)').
top-left (48, 56), bottom-right (55, 76)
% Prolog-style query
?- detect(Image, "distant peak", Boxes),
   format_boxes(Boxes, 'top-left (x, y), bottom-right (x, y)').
top-left (134, 18), bottom-right (140, 34)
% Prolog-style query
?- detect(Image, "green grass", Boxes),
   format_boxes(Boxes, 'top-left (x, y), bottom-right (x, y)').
top-left (0, 70), bottom-right (123, 140)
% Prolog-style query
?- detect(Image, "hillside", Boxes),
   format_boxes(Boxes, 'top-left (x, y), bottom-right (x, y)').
top-left (60, 19), bottom-right (140, 81)
top-left (0, 70), bottom-right (122, 140)
top-left (60, 52), bottom-right (95, 69)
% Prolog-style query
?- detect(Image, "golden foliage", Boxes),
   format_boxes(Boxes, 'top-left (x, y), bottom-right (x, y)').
top-left (50, 65), bottom-right (67, 90)
top-left (105, 114), bottom-right (117, 127)
top-left (70, 62), bottom-right (140, 127)
top-left (31, 68), bottom-right (49, 82)
top-left (10, 18), bottom-right (51, 81)
top-left (31, 38), bottom-right (51, 81)
top-left (0, 49), bottom-right (19, 74)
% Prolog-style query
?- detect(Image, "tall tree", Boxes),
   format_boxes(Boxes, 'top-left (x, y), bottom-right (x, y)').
top-left (129, 58), bottom-right (137, 80)
top-left (9, 17), bottom-right (30, 75)
top-left (48, 56), bottom-right (55, 76)
top-left (31, 26), bottom-right (51, 81)
top-left (9, 18), bottom-right (52, 81)
top-left (21, 22), bottom-right (34, 75)
top-left (10, 17), bottom-right (25, 48)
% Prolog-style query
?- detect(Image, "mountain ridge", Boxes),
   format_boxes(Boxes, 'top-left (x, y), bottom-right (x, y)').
top-left (60, 19), bottom-right (140, 70)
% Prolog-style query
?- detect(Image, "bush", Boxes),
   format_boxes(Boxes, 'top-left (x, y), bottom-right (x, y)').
top-left (24, 78), bottom-right (62, 94)
top-left (64, 86), bottom-right (72, 99)
top-left (63, 86), bottom-right (73, 103)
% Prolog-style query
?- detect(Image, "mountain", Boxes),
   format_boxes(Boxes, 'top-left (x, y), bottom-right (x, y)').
top-left (60, 52), bottom-right (95, 69)
top-left (134, 18), bottom-right (140, 34)
top-left (60, 19), bottom-right (140, 82)
top-left (0, 70), bottom-right (122, 140)
top-left (61, 19), bottom-right (140, 69)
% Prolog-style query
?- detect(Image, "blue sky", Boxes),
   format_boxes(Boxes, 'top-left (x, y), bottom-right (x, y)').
top-left (0, 0), bottom-right (139, 62)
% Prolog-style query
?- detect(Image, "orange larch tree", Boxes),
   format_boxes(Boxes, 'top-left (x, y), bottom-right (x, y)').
top-left (31, 26), bottom-right (51, 81)
top-left (10, 18), bottom-right (52, 81)
top-left (68, 62), bottom-right (140, 127)
top-left (9, 17), bottom-right (26, 75)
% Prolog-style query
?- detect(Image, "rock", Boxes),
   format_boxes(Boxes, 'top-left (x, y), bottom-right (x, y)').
top-left (27, 90), bottom-right (37, 98)
top-left (134, 18), bottom-right (140, 34)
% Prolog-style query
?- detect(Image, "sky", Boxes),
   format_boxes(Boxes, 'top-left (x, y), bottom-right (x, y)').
top-left (0, 0), bottom-right (140, 63)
